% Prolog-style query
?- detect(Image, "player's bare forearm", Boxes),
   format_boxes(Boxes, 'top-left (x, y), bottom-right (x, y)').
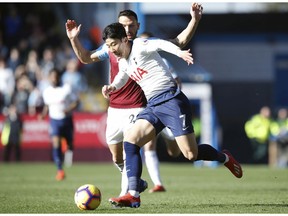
top-left (69, 38), bottom-right (94, 64)
top-left (174, 19), bottom-right (199, 48)
top-left (66, 19), bottom-right (98, 64)
top-left (171, 2), bottom-right (203, 48)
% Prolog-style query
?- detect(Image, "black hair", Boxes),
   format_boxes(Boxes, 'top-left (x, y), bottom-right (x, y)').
top-left (102, 22), bottom-right (127, 41)
top-left (49, 68), bottom-right (61, 86)
top-left (118, 9), bottom-right (138, 21)
top-left (140, 31), bottom-right (154, 38)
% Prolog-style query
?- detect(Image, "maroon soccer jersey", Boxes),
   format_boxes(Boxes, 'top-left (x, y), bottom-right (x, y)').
top-left (108, 52), bottom-right (147, 108)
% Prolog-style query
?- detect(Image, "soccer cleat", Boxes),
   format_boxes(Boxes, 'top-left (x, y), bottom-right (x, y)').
top-left (149, 185), bottom-right (166, 193)
top-left (109, 193), bottom-right (140, 208)
top-left (55, 170), bottom-right (65, 181)
top-left (223, 150), bottom-right (243, 178)
top-left (139, 179), bottom-right (148, 193)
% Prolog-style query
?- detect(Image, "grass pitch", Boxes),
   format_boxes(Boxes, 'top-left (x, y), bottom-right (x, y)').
top-left (0, 162), bottom-right (287, 214)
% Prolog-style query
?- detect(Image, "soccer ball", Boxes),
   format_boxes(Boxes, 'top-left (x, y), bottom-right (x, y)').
top-left (74, 184), bottom-right (101, 210)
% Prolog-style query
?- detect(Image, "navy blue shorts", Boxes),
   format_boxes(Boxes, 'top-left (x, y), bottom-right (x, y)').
top-left (49, 116), bottom-right (74, 147)
top-left (137, 91), bottom-right (194, 137)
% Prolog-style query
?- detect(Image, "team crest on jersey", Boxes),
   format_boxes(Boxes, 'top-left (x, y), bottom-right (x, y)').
top-left (141, 39), bottom-right (149, 45)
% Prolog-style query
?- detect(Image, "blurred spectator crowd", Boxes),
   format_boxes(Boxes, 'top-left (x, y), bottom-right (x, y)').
top-left (0, 5), bottom-right (89, 116)
top-left (245, 106), bottom-right (288, 167)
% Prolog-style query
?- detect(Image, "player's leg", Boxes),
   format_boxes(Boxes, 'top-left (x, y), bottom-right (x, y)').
top-left (143, 138), bottom-right (166, 193)
top-left (174, 132), bottom-right (242, 178)
top-left (3, 142), bottom-right (12, 162)
top-left (50, 119), bottom-right (65, 181)
top-left (109, 119), bottom-right (156, 208)
top-left (165, 138), bottom-right (181, 157)
top-left (175, 133), bottom-right (242, 178)
top-left (64, 117), bottom-right (74, 167)
top-left (161, 127), bottom-right (181, 158)
top-left (174, 133), bottom-right (228, 168)
top-left (15, 141), bottom-right (21, 162)
top-left (106, 107), bottom-right (131, 197)
top-left (198, 143), bottom-right (242, 178)
top-left (171, 92), bottom-right (242, 178)
top-left (108, 142), bottom-right (128, 196)
top-left (106, 107), bottom-right (148, 197)
top-left (51, 135), bottom-right (65, 180)
top-left (175, 133), bottom-right (198, 161)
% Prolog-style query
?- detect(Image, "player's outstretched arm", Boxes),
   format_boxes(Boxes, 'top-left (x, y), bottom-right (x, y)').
top-left (170, 2), bottom-right (203, 48)
top-left (177, 49), bottom-right (193, 65)
top-left (66, 19), bottom-right (101, 64)
top-left (143, 38), bottom-right (193, 65)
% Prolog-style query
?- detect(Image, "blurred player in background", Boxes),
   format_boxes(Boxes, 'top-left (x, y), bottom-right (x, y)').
top-left (66, 2), bottom-right (203, 194)
top-left (40, 69), bottom-right (79, 181)
top-left (245, 106), bottom-right (271, 163)
top-left (1, 104), bottom-right (23, 162)
top-left (102, 22), bottom-right (243, 208)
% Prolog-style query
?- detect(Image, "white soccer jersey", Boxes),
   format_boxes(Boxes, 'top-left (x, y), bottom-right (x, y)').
top-left (42, 84), bottom-right (74, 119)
top-left (112, 38), bottom-right (181, 100)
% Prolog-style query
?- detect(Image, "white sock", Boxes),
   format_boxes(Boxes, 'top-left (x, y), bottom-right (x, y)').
top-left (115, 162), bottom-right (128, 196)
top-left (129, 190), bottom-right (139, 198)
top-left (64, 150), bottom-right (73, 167)
top-left (144, 150), bottom-right (162, 186)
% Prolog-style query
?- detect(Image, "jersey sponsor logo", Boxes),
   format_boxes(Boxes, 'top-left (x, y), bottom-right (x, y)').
top-left (130, 68), bottom-right (148, 82)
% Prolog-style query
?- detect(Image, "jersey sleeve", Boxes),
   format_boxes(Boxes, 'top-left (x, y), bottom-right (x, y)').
top-left (111, 60), bottom-right (130, 90)
top-left (136, 38), bottom-right (181, 57)
top-left (91, 44), bottom-right (109, 61)
top-left (42, 88), bottom-right (49, 105)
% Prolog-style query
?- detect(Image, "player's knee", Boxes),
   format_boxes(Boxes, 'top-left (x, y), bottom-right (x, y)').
top-left (183, 150), bottom-right (198, 161)
top-left (167, 150), bottom-right (181, 158)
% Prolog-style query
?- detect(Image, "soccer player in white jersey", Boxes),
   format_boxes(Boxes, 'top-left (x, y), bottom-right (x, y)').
top-left (102, 22), bottom-right (243, 208)
top-left (66, 3), bottom-right (204, 195)
top-left (41, 69), bottom-right (79, 181)
top-left (138, 32), bottom-right (183, 192)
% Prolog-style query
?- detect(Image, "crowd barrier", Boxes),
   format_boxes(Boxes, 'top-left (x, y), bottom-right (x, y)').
top-left (0, 112), bottom-right (112, 162)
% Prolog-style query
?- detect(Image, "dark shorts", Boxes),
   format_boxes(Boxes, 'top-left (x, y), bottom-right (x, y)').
top-left (137, 91), bottom-right (194, 137)
top-left (49, 116), bottom-right (74, 147)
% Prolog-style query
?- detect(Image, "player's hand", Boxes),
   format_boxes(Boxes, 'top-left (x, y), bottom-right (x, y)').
top-left (191, 2), bottom-right (203, 21)
top-left (102, 85), bottom-right (116, 99)
top-left (66, 19), bottom-right (81, 40)
top-left (177, 49), bottom-right (193, 65)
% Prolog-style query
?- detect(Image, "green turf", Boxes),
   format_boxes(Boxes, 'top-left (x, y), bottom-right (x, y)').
top-left (0, 162), bottom-right (287, 214)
